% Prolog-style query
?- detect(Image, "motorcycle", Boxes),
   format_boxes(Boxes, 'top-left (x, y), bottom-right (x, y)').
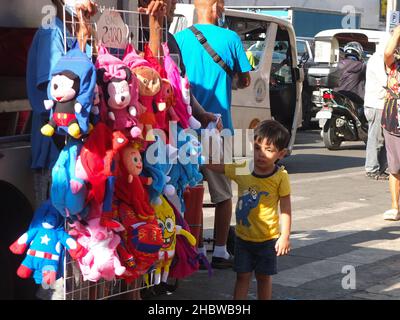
top-left (315, 88), bottom-right (368, 150)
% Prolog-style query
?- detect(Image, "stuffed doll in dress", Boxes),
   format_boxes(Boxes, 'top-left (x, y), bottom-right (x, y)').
top-left (114, 142), bottom-right (155, 220)
top-left (41, 42), bottom-right (96, 139)
top-left (9, 201), bottom-right (85, 286)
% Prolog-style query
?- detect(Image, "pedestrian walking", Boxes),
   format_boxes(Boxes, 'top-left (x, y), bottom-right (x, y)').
top-left (364, 35), bottom-right (389, 180)
top-left (382, 26), bottom-right (400, 221)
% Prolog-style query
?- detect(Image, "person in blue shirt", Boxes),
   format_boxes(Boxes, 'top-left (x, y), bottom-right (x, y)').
top-left (26, 0), bottom-right (96, 208)
top-left (174, 0), bottom-right (251, 269)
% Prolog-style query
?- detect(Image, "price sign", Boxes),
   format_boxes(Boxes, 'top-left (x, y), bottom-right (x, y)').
top-left (96, 10), bottom-right (129, 49)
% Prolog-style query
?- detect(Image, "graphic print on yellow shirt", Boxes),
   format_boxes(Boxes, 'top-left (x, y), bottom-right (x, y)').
top-left (225, 162), bottom-right (291, 242)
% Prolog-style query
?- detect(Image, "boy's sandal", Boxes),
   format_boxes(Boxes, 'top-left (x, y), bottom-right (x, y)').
top-left (383, 208), bottom-right (400, 221)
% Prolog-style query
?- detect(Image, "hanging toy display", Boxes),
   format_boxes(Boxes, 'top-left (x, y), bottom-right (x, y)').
top-left (12, 8), bottom-right (208, 295)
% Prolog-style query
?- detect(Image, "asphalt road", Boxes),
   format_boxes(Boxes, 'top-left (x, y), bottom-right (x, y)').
top-left (149, 129), bottom-right (400, 300)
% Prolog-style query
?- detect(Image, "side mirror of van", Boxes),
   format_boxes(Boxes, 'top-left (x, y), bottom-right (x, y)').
top-left (298, 52), bottom-right (309, 67)
top-left (293, 67), bottom-right (305, 82)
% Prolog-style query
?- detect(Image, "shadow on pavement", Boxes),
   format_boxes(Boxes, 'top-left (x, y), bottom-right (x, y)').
top-left (280, 153), bottom-right (365, 174)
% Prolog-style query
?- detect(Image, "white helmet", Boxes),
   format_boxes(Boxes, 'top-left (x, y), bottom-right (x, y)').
top-left (343, 41), bottom-right (364, 61)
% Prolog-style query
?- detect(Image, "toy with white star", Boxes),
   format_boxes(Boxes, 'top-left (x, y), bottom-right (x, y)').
top-left (9, 202), bottom-right (86, 286)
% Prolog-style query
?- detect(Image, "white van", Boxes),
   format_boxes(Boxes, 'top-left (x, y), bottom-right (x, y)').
top-left (170, 4), bottom-right (304, 155)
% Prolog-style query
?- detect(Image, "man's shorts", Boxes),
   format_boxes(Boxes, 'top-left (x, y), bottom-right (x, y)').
top-left (201, 166), bottom-right (232, 204)
top-left (234, 237), bottom-right (278, 275)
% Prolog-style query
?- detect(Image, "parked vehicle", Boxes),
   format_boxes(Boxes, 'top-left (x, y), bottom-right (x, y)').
top-left (310, 29), bottom-right (387, 149)
top-left (225, 6), bottom-right (361, 38)
top-left (170, 4), bottom-right (304, 155)
top-left (296, 37), bottom-right (317, 129)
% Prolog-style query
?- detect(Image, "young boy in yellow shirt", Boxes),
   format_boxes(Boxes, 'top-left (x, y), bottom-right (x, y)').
top-left (205, 119), bottom-right (292, 300)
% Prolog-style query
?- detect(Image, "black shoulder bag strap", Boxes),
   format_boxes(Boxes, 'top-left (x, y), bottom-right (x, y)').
top-left (189, 26), bottom-right (234, 78)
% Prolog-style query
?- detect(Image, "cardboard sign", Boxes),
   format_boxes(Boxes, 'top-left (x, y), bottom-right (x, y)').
top-left (96, 10), bottom-right (129, 49)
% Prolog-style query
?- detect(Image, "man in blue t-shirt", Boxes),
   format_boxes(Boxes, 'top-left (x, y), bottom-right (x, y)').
top-left (175, 0), bottom-right (251, 269)
top-left (27, 0), bottom-right (96, 208)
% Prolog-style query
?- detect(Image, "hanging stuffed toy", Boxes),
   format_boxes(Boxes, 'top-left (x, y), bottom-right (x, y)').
top-left (114, 142), bottom-right (155, 220)
top-left (166, 126), bottom-right (204, 210)
top-left (142, 137), bottom-right (176, 205)
top-left (89, 84), bottom-right (102, 126)
top-left (95, 46), bottom-right (142, 139)
top-left (74, 123), bottom-right (128, 204)
top-left (161, 42), bottom-right (201, 130)
top-left (9, 201), bottom-right (85, 286)
top-left (115, 202), bottom-right (163, 281)
top-left (74, 122), bottom-right (129, 228)
top-left (69, 213), bottom-right (126, 282)
top-left (51, 139), bottom-right (89, 221)
top-left (123, 44), bottom-right (163, 141)
top-left (41, 41), bottom-right (96, 138)
top-left (168, 197), bottom-right (210, 279)
top-left (154, 78), bottom-right (179, 134)
top-left (153, 196), bottom-right (196, 285)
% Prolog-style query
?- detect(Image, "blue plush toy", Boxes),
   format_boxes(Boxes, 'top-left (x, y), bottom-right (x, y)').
top-left (167, 126), bottom-right (203, 210)
top-left (9, 200), bottom-right (85, 286)
top-left (41, 41), bottom-right (96, 139)
top-left (143, 138), bottom-right (176, 205)
top-left (51, 139), bottom-right (88, 221)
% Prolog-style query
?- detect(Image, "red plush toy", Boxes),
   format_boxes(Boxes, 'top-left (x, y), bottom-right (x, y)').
top-left (115, 201), bottom-right (163, 282)
top-left (74, 123), bottom-right (128, 204)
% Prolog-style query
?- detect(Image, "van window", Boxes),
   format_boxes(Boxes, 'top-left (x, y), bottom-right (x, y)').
top-left (296, 40), bottom-right (307, 57)
top-left (271, 40), bottom-right (292, 84)
top-left (225, 16), bottom-right (270, 70)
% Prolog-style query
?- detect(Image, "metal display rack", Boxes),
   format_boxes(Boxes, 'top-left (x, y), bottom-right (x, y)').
top-left (59, 5), bottom-right (166, 300)
top-left (64, 252), bottom-right (155, 300)
top-left (62, 5), bottom-right (168, 60)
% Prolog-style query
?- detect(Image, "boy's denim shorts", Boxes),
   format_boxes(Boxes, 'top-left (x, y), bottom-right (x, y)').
top-left (234, 237), bottom-right (278, 275)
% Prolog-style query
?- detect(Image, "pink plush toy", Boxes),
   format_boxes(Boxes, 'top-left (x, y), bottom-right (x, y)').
top-left (95, 46), bottom-right (142, 139)
top-left (123, 44), bottom-right (163, 141)
top-left (69, 212), bottom-right (126, 282)
top-left (162, 42), bottom-right (201, 130)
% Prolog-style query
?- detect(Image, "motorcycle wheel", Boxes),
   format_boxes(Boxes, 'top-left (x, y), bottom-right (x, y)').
top-left (322, 119), bottom-right (342, 150)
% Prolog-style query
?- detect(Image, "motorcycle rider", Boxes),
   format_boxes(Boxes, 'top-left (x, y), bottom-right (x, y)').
top-left (334, 41), bottom-right (367, 105)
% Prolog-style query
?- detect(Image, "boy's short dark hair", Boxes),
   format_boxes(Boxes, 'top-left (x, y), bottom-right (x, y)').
top-left (254, 120), bottom-right (290, 151)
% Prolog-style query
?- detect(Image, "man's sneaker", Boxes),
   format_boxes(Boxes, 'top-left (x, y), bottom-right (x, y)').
top-left (376, 172), bottom-right (390, 180)
top-left (211, 256), bottom-right (234, 269)
top-left (366, 172), bottom-right (389, 181)
top-left (383, 208), bottom-right (400, 221)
